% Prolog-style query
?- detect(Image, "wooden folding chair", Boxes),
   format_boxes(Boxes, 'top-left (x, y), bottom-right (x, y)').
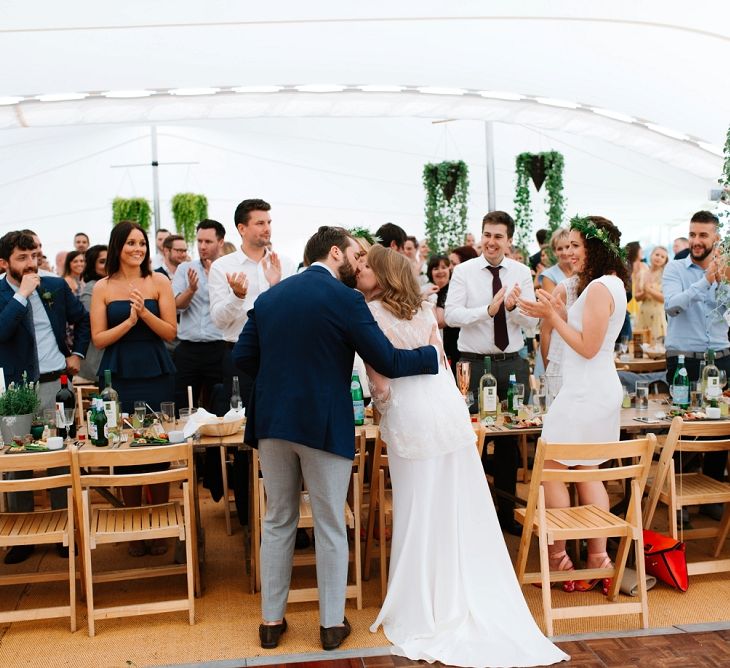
top-left (0, 449), bottom-right (76, 631)
top-left (253, 437), bottom-right (365, 608)
top-left (643, 416), bottom-right (730, 576)
top-left (70, 442), bottom-right (196, 636)
top-left (75, 385), bottom-right (99, 430)
top-left (515, 435), bottom-right (656, 636)
top-left (362, 433), bottom-right (391, 601)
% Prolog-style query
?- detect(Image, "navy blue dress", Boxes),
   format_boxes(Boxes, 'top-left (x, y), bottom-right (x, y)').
top-left (98, 299), bottom-right (176, 414)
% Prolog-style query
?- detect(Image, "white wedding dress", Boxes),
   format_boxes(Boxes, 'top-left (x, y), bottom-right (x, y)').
top-left (541, 275), bottom-right (627, 465)
top-left (367, 301), bottom-right (569, 668)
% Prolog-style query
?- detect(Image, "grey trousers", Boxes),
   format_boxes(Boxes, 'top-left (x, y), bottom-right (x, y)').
top-left (258, 438), bottom-right (352, 627)
top-left (7, 377), bottom-right (69, 512)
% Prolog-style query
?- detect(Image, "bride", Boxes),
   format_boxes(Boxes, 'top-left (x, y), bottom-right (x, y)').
top-left (356, 244), bottom-right (568, 667)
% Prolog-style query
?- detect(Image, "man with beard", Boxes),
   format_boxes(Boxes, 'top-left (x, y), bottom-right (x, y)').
top-left (234, 226), bottom-right (440, 651)
top-left (664, 210), bottom-right (727, 521)
top-left (0, 230), bottom-right (90, 563)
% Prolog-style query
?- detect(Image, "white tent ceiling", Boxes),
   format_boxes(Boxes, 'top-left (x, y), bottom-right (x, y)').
top-left (0, 1), bottom-right (727, 261)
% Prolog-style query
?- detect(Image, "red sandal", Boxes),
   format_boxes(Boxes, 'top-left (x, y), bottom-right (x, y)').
top-left (575, 552), bottom-right (612, 595)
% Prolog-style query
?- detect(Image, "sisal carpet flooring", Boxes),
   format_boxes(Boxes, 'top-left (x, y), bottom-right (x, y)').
top-left (0, 486), bottom-right (729, 667)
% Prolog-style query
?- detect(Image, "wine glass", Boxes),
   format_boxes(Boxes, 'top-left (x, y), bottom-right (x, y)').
top-left (133, 400), bottom-right (146, 428)
top-left (464, 391), bottom-right (474, 408)
top-left (59, 407), bottom-right (75, 442)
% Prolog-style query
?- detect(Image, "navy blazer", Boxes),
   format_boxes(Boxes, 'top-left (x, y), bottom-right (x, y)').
top-left (0, 275), bottom-right (91, 385)
top-left (233, 265), bottom-right (438, 459)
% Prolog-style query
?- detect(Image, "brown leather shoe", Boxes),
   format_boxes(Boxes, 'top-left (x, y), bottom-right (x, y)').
top-left (259, 618), bottom-right (287, 649)
top-left (320, 617), bottom-right (351, 651)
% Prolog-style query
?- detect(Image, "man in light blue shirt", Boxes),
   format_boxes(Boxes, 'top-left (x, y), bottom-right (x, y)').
top-left (663, 210), bottom-right (728, 519)
top-left (172, 219), bottom-right (227, 412)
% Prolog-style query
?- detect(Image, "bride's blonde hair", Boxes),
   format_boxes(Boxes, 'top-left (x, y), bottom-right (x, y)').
top-left (367, 244), bottom-right (423, 320)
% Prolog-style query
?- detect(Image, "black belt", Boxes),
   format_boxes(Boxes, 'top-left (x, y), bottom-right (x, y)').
top-left (459, 351), bottom-right (521, 362)
top-left (224, 341), bottom-right (235, 350)
top-left (666, 349), bottom-right (730, 360)
top-left (38, 369), bottom-right (65, 383)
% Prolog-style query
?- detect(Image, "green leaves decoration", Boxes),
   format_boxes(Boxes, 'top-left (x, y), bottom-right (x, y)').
top-left (0, 373), bottom-right (40, 417)
top-left (171, 193), bottom-right (209, 245)
top-left (513, 151), bottom-right (566, 252)
top-left (112, 198), bottom-right (152, 232)
top-left (423, 160), bottom-right (469, 254)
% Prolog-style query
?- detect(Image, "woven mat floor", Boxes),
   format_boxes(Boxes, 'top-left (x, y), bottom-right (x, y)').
top-left (1, 486), bottom-right (729, 668)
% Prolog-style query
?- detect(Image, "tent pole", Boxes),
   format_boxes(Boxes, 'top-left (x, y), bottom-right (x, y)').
top-left (484, 121), bottom-right (496, 212)
top-left (151, 125), bottom-right (161, 234)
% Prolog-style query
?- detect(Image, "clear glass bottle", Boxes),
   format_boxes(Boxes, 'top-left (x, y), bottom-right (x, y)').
top-left (100, 369), bottom-right (121, 437)
top-left (230, 376), bottom-right (242, 410)
top-left (671, 354), bottom-right (689, 409)
top-left (702, 349), bottom-right (721, 407)
top-left (479, 356), bottom-right (498, 420)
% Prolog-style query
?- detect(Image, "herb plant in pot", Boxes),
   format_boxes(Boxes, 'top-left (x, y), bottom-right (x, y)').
top-left (0, 373), bottom-right (41, 444)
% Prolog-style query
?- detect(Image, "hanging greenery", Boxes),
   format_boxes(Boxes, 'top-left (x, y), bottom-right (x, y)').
top-left (713, 125), bottom-right (730, 320)
top-left (513, 151), bottom-right (566, 252)
top-left (423, 160), bottom-right (469, 254)
top-left (171, 193), bottom-right (209, 245)
top-left (112, 197), bottom-right (152, 232)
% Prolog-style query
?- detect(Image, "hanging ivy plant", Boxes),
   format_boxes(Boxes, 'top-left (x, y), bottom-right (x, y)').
top-left (513, 151), bottom-right (566, 252)
top-left (112, 197), bottom-right (152, 232)
top-left (423, 160), bottom-right (469, 254)
top-left (171, 193), bottom-right (208, 245)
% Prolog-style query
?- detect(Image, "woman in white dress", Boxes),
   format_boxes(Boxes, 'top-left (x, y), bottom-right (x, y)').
top-left (518, 216), bottom-right (629, 593)
top-left (356, 244), bottom-right (569, 668)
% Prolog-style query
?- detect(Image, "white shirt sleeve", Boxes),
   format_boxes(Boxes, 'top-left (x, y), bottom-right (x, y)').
top-left (208, 260), bottom-right (250, 332)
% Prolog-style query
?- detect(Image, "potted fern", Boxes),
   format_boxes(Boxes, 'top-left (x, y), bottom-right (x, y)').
top-left (0, 373), bottom-right (41, 444)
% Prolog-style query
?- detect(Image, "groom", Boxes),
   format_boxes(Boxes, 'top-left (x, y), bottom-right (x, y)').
top-left (234, 226), bottom-right (440, 650)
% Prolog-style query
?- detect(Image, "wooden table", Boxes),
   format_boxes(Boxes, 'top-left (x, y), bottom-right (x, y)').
top-left (616, 356), bottom-right (667, 373)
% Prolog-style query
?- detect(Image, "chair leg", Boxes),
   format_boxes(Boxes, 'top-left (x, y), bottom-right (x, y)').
top-left (713, 504), bottom-right (730, 558)
top-left (378, 470), bottom-right (387, 603)
top-left (66, 489), bottom-right (77, 633)
top-left (537, 488), bottom-right (553, 637)
top-left (352, 473), bottom-right (363, 610)
top-left (363, 474), bottom-right (379, 582)
top-left (183, 482), bottom-right (196, 625)
top-left (220, 446), bottom-right (232, 536)
top-left (80, 496), bottom-right (96, 637)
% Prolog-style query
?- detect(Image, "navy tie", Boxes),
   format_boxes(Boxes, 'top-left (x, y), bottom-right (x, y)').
top-left (487, 266), bottom-right (508, 351)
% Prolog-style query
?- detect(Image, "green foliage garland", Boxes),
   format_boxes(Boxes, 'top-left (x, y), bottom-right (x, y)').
top-left (423, 160), bottom-right (469, 254)
top-left (112, 197), bottom-right (152, 232)
top-left (0, 373), bottom-right (40, 416)
top-left (513, 151), bottom-right (566, 252)
top-left (171, 193), bottom-right (209, 245)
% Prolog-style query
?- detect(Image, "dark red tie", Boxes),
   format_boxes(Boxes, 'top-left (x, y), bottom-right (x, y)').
top-left (488, 266), bottom-right (508, 351)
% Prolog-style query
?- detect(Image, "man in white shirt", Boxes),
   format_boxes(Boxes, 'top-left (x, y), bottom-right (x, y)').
top-left (152, 228), bottom-right (171, 270)
top-left (445, 210), bottom-right (537, 535)
top-left (208, 199), bottom-right (293, 526)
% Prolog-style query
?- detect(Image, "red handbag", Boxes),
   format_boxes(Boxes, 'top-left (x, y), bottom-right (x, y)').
top-left (643, 529), bottom-right (689, 592)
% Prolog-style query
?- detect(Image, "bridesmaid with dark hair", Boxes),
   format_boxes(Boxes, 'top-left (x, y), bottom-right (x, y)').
top-left (90, 221), bottom-right (177, 556)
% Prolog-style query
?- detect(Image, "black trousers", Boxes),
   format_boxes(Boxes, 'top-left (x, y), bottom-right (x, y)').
top-left (462, 352), bottom-right (530, 524)
top-left (666, 354), bottom-right (730, 481)
top-left (173, 340), bottom-right (227, 412)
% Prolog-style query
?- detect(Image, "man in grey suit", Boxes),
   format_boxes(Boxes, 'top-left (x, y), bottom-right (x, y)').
top-left (234, 226), bottom-right (440, 650)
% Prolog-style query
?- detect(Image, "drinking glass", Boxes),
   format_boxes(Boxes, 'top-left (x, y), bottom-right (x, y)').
top-left (456, 361), bottom-right (471, 398)
top-left (690, 382), bottom-right (702, 409)
top-left (635, 380), bottom-right (649, 410)
top-left (512, 383), bottom-right (525, 410)
top-left (619, 336), bottom-right (629, 356)
top-left (622, 385), bottom-right (632, 409)
top-left (133, 400), bottom-right (146, 428)
top-left (464, 391), bottom-right (474, 408)
top-left (179, 407), bottom-right (197, 426)
top-left (545, 373), bottom-right (561, 408)
top-left (160, 401), bottom-right (176, 425)
top-left (534, 377), bottom-right (547, 414)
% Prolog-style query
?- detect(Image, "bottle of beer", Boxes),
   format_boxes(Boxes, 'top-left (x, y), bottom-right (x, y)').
top-left (351, 369), bottom-right (365, 426)
top-left (506, 373), bottom-right (518, 415)
top-left (91, 398), bottom-right (109, 447)
top-left (702, 349), bottom-right (721, 407)
top-left (230, 376), bottom-right (243, 410)
top-left (55, 373), bottom-right (76, 438)
top-left (100, 370), bottom-right (121, 437)
top-left (479, 356), bottom-right (499, 420)
top-left (671, 355), bottom-right (689, 409)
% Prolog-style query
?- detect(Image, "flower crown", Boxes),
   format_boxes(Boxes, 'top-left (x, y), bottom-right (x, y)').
top-left (570, 215), bottom-right (627, 262)
top-left (348, 226), bottom-right (381, 246)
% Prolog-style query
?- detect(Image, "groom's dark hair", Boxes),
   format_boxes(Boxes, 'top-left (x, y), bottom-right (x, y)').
top-left (304, 226), bottom-right (354, 264)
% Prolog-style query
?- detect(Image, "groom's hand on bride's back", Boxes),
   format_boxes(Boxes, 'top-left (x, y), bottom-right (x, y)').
top-left (428, 323), bottom-right (446, 368)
